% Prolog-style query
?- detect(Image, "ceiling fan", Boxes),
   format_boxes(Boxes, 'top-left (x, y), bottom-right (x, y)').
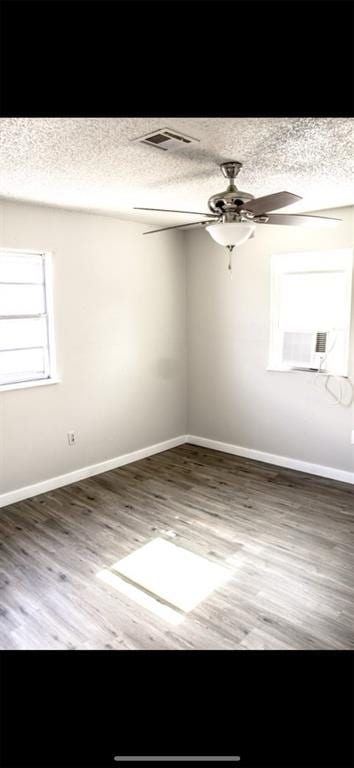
top-left (134, 161), bottom-right (340, 270)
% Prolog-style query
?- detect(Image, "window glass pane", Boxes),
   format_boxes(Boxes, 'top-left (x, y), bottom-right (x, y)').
top-left (0, 284), bottom-right (45, 315)
top-left (0, 349), bottom-right (46, 380)
top-left (279, 272), bottom-right (347, 331)
top-left (0, 254), bottom-right (44, 284)
top-left (0, 318), bottom-right (47, 351)
top-left (0, 371), bottom-right (48, 385)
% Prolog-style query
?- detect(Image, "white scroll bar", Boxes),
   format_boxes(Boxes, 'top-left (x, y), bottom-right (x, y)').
top-left (114, 758), bottom-right (241, 762)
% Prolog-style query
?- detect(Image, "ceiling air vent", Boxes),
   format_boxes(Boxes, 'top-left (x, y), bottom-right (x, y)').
top-left (131, 127), bottom-right (199, 152)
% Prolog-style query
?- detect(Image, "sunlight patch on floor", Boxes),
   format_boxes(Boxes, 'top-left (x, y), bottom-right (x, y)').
top-left (97, 537), bottom-right (231, 624)
top-left (97, 568), bottom-right (183, 625)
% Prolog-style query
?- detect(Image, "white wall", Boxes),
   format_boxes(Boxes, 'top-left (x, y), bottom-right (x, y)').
top-left (0, 200), bottom-right (187, 495)
top-left (186, 206), bottom-right (354, 474)
top-left (1, 199), bottom-right (353, 501)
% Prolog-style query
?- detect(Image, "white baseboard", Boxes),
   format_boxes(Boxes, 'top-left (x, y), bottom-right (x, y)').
top-left (186, 435), bottom-right (354, 485)
top-left (0, 435), bottom-right (187, 509)
top-left (1, 431), bottom-right (352, 509)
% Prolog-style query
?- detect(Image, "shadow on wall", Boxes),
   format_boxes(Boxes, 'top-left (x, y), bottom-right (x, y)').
top-left (153, 358), bottom-right (179, 379)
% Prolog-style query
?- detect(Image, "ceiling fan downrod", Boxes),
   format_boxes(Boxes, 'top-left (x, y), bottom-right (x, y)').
top-left (220, 161), bottom-right (243, 187)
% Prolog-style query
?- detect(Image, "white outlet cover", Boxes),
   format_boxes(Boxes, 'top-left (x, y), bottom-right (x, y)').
top-left (351, 429), bottom-right (354, 445)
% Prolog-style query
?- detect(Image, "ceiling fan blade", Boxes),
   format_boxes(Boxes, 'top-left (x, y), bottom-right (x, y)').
top-left (258, 213), bottom-right (341, 227)
top-left (241, 191), bottom-right (302, 215)
top-left (134, 207), bottom-right (217, 217)
top-left (143, 220), bottom-right (211, 235)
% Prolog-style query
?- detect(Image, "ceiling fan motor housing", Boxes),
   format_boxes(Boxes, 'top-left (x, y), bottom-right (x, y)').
top-left (208, 190), bottom-right (255, 215)
top-left (208, 161), bottom-right (254, 215)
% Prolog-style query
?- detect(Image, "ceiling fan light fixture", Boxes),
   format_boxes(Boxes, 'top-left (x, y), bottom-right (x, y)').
top-left (206, 221), bottom-right (256, 247)
top-left (135, 161), bottom-right (341, 242)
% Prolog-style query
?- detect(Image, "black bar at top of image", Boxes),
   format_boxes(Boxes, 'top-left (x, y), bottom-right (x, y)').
top-left (0, 0), bottom-right (353, 117)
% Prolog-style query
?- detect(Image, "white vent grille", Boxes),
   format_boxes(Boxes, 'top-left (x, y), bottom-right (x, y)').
top-left (282, 331), bottom-right (328, 370)
top-left (131, 127), bottom-right (199, 152)
top-left (282, 332), bottom-right (313, 366)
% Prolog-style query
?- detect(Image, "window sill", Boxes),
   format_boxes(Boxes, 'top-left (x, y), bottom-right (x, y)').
top-left (267, 367), bottom-right (318, 374)
top-left (0, 377), bottom-right (61, 393)
top-left (267, 367), bottom-right (348, 377)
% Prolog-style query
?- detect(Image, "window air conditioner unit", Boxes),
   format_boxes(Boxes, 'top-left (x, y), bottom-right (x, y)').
top-left (282, 331), bottom-right (328, 370)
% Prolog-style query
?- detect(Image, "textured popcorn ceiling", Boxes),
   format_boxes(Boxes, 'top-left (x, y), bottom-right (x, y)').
top-left (0, 118), bottom-right (353, 225)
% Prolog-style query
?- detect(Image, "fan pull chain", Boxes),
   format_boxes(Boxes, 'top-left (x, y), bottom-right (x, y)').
top-left (226, 245), bottom-right (234, 278)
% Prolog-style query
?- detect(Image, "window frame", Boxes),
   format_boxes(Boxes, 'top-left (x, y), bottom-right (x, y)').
top-left (268, 248), bottom-right (353, 376)
top-left (0, 247), bottom-right (59, 392)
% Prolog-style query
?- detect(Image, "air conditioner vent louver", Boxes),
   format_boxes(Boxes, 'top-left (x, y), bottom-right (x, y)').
top-left (315, 331), bottom-right (327, 353)
top-left (131, 127), bottom-right (199, 152)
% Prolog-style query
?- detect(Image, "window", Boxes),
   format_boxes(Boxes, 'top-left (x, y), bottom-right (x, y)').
top-left (0, 249), bottom-right (57, 389)
top-left (268, 249), bottom-right (353, 376)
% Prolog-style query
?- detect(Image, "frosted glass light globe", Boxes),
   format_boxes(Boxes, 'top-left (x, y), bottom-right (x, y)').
top-left (206, 222), bottom-right (256, 247)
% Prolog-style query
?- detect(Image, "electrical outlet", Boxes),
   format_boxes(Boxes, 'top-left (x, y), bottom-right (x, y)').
top-left (351, 429), bottom-right (354, 445)
top-left (67, 431), bottom-right (76, 446)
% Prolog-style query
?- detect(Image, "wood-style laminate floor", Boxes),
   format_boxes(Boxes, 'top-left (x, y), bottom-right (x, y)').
top-left (1, 444), bottom-right (353, 650)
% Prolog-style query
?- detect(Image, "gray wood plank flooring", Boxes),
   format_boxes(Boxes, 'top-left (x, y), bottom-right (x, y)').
top-left (0, 444), bottom-right (353, 650)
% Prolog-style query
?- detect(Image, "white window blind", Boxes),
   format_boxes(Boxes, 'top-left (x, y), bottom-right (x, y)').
top-left (0, 250), bottom-right (56, 387)
top-left (268, 249), bottom-right (353, 375)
